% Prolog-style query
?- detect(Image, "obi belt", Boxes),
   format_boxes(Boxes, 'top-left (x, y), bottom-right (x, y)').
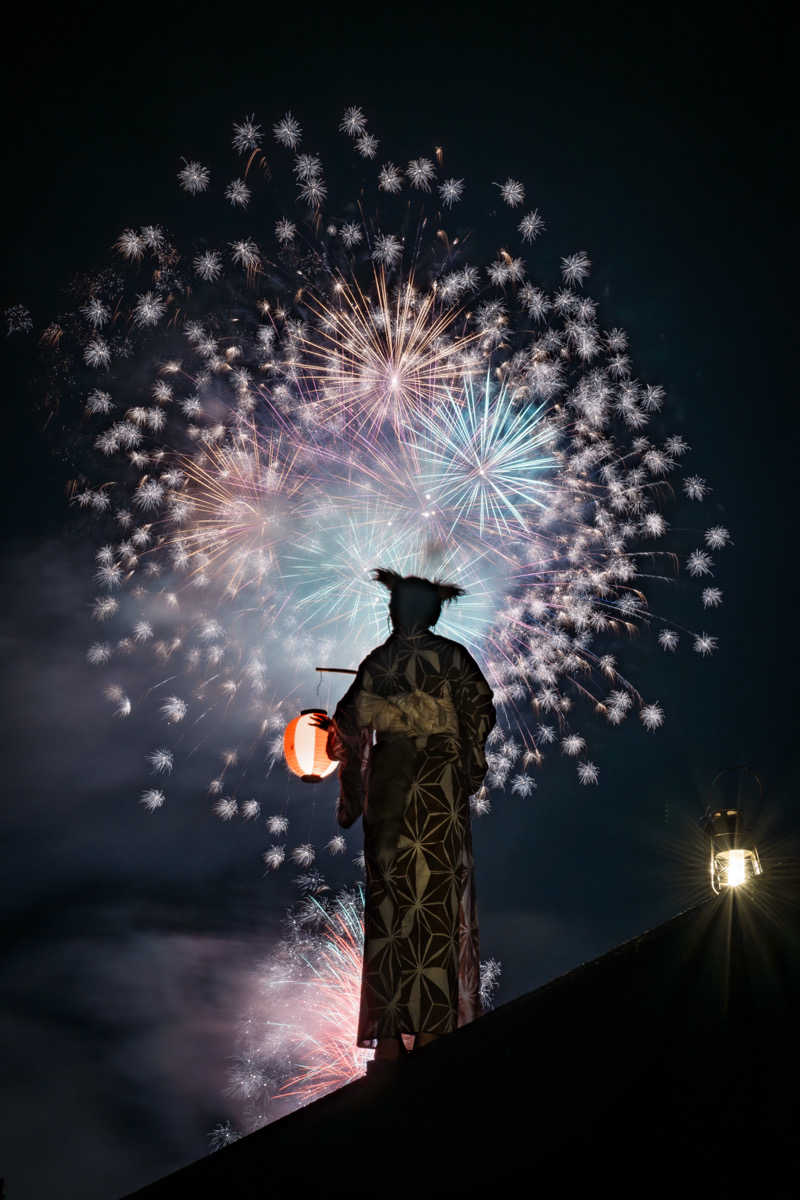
top-left (354, 688), bottom-right (460, 863)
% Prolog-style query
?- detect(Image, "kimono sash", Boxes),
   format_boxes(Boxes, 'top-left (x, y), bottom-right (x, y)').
top-left (354, 687), bottom-right (460, 864)
top-left (355, 686), bottom-right (459, 749)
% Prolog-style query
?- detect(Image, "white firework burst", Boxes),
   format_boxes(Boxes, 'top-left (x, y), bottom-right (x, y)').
top-left (294, 154), bottom-right (322, 181)
top-left (84, 338), bottom-right (111, 368)
top-left (355, 133), bottom-right (379, 158)
top-left (561, 734), bottom-right (586, 756)
top-left (275, 219), bottom-right (297, 245)
top-left (510, 774), bottom-right (536, 797)
top-left (209, 1122), bottom-right (241, 1151)
top-left (81, 299), bottom-right (110, 328)
top-left (87, 642), bottom-right (112, 665)
top-left (148, 748), bottom-right (174, 774)
top-left (340, 221), bottom-right (363, 248)
top-left (499, 178), bottom-right (525, 206)
top-left (106, 685), bottom-right (131, 717)
top-left (263, 846), bottom-right (286, 871)
top-left (85, 389), bottom-right (114, 414)
top-left (704, 525), bottom-right (731, 549)
top-left (470, 788), bottom-right (491, 816)
top-left (665, 434), bottom-right (689, 456)
top-left (298, 177), bottom-right (327, 209)
top-left (161, 696), bottom-right (187, 723)
top-left (479, 958), bottom-right (503, 1007)
top-left (92, 596), bottom-right (118, 620)
top-left (273, 112), bottom-right (302, 148)
top-left (113, 229), bottom-right (143, 260)
top-left (640, 703), bottom-right (664, 731)
top-left (194, 250), bottom-right (223, 281)
top-left (407, 158), bottom-right (436, 191)
top-left (687, 550), bottom-right (713, 577)
top-left (231, 239), bottom-right (261, 273)
top-left (518, 210), bottom-right (546, 242)
top-left (340, 106), bottom-right (367, 136)
top-left (561, 252), bottom-right (591, 285)
top-left (684, 475), bottom-right (709, 501)
top-left (439, 178), bottom-right (464, 207)
top-left (225, 179), bottom-right (251, 208)
top-left (378, 163), bottom-right (403, 193)
top-left (371, 233), bottom-right (403, 266)
top-left (140, 789), bottom-right (166, 811)
top-left (177, 161), bottom-right (210, 194)
top-left (232, 115), bottom-right (262, 154)
top-left (214, 797), bottom-right (238, 820)
top-left (132, 292), bottom-right (167, 328)
top-left (290, 843), bottom-right (315, 867)
top-left (693, 633), bottom-right (718, 656)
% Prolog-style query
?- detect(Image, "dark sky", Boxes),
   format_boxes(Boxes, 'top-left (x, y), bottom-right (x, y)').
top-left (1, 5), bottom-right (797, 1198)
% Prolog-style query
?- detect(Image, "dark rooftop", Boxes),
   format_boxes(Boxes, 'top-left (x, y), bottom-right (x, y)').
top-left (125, 874), bottom-right (799, 1199)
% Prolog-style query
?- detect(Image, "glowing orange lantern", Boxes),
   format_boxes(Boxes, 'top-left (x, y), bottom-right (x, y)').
top-left (283, 709), bottom-right (338, 783)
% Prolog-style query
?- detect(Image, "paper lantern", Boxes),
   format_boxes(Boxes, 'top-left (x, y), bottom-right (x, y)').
top-left (283, 709), bottom-right (338, 783)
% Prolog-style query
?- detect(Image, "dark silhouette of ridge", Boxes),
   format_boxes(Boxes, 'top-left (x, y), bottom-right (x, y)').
top-left (125, 876), bottom-right (799, 1199)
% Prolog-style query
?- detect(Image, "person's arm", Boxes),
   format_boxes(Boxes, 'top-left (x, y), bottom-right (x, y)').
top-left (319, 672), bottom-right (368, 828)
top-left (451, 647), bottom-right (496, 795)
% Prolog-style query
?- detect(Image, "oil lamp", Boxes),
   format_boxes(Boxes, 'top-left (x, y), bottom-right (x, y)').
top-left (701, 767), bottom-right (763, 894)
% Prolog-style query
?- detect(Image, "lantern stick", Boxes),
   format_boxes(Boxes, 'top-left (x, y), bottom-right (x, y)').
top-left (315, 667), bottom-right (358, 674)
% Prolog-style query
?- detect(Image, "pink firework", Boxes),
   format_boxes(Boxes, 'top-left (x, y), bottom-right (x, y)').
top-left (274, 891), bottom-right (373, 1102)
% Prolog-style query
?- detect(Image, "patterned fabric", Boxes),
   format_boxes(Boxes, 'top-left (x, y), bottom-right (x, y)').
top-left (327, 627), bottom-right (496, 1047)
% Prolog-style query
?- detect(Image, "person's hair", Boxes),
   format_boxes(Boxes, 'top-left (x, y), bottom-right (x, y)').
top-left (372, 568), bottom-right (465, 630)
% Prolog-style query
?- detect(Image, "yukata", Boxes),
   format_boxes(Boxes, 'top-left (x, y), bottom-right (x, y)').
top-left (327, 626), bottom-right (496, 1048)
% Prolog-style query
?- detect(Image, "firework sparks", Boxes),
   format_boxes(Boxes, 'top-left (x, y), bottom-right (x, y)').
top-left (414, 372), bottom-right (557, 540)
top-left (163, 426), bottom-right (310, 597)
top-left (228, 885), bottom-right (502, 1128)
top-left (274, 890), bottom-right (370, 1102)
top-left (295, 269), bottom-right (479, 438)
top-left (17, 102), bottom-right (729, 869)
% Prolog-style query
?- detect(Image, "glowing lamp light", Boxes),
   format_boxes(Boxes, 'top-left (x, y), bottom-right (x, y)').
top-left (703, 808), bottom-right (763, 895)
top-left (283, 709), bottom-right (338, 783)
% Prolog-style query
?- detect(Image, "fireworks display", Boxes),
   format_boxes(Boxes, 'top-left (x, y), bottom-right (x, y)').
top-left (0, 87), bottom-right (745, 1165)
top-left (225, 886), bottom-right (502, 1131)
top-left (16, 103), bottom-right (731, 834)
top-left (10, 104), bottom-right (731, 1114)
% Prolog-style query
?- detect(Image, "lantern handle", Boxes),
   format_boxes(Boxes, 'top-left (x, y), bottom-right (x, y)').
top-left (704, 764), bottom-right (764, 825)
top-left (710, 764), bottom-right (763, 796)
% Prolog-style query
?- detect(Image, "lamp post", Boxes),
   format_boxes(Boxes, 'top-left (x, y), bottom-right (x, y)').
top-left (701, 767), bottom-right (763, 895)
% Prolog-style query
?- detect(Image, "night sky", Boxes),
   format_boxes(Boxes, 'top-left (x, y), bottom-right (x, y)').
top-left (1, 7), bottom-right (796, 1198)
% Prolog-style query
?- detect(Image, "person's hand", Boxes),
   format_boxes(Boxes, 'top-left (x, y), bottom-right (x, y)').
top-left (308, 713), bottom-right (332, 732)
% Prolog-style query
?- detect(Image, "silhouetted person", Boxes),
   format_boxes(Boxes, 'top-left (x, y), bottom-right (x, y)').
top-left (314, 569), bottom-right (495, 1073)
